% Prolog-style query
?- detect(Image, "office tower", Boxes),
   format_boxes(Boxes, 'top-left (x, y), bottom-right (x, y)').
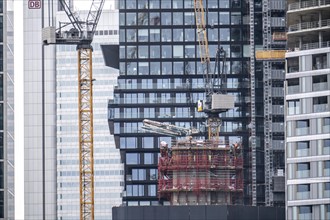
top-left (2, 0), bottom-right (15, 219)
top-left (56, 9), bottom-right (123, 219)
top-left (285, 1), bottom-right (330, 219)
top-left (108, 0), bottom-right (286, 206)
top-left (23, 1), bottom-right (57, 219)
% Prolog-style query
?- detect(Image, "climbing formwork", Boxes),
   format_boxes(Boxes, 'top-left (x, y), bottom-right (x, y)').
top-left (158, 139), bottom-right (243, 205)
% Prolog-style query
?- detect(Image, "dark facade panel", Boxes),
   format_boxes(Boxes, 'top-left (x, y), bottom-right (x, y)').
top-left (101, 44), bottom-right (119, 69)
top-left (113, 205), bottom-right (285, 220)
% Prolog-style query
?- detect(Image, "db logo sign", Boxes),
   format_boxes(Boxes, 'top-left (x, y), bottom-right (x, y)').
top-left (28, 0), bottom-right (41, 9)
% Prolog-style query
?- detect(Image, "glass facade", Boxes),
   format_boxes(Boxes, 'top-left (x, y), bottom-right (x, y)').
top-left (110, 0), bottom-right (285, 206)
top-left (56, 10), bottom-right (123, 220)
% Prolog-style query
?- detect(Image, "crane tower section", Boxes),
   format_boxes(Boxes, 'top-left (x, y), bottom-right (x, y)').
top-left (42, 1), bottom-right (105, 219)
top-left (193, 0), bottom-right (234, 141)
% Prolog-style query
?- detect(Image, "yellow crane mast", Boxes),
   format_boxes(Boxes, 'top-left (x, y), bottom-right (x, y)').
top-left (42, 0), bottom-right (104, 219)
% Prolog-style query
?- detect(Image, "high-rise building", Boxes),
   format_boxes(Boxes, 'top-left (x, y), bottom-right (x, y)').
top-left (56, 9), bottom-right (123, 220)
top-left (2, 0), bottom-right (15, 219)
top-left (108, 0), bottom-right (286, 207)
top-left (23, 1), bottom-right (57, 219)
top-left (285, 1), bottom-right (330, 219)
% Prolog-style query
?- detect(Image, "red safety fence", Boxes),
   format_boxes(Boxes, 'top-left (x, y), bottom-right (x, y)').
top-left (158, 178), bottom-right (243, 193)
top-left (158, 155), bottom-right (243, 170)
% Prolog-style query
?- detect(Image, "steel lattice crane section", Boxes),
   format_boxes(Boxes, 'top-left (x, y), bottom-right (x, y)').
top-left (78, 48), bottom-right (94, 220)
top-left (43, 1), bottom-right (105, 219)
top-left (193, 0), bottom-right (234, 141)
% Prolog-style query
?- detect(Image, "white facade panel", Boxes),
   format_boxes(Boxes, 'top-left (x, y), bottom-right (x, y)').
top-left (23, 0), bottom-right (57, 219)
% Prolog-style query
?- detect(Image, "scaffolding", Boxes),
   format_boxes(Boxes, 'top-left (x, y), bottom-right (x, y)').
top-left (158, 140), bottom-right (243, 205)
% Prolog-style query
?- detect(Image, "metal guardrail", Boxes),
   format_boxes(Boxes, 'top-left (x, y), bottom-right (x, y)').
top-left (288, 0), bottom-right (330, 11)
top-left (288, 41), bottom-right (330, 52)
top-left (288, 19), bottom-right (330, 32)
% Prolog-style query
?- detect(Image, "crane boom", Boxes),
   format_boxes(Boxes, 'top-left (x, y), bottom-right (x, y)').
top-left (142, 119), bottom-right (199, 137)
top-left (43, 1), bottom-right (105, 219)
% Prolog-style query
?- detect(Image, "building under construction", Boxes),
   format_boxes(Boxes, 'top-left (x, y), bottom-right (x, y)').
top-left (158, 139), bottom-right (243, 205)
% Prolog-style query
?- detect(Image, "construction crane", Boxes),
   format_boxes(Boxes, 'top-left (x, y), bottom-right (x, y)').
top-left (194, 0), bottom-right (234, 141)
top-left (42, 1), bottom-right (105, 219)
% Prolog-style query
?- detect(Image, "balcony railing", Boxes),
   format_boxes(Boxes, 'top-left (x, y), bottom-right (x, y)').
top-left (288, 0), bottom-right (330, 11)
top-left (296, 191), bottom-right (310, 200)
top-left (287, 85), bottom-right (300, 94)
top-left (296, 149), bottom-right (309, 157)
top-left (296, 127), bottom-right (309, 136)
top-left (313, 104), bottom-right (328, 113)
top-left (313, 82), bottom-right (328, 91)
top-left (296, 170), bottom-right (310, 178)
top-left (288, 19), bottom-right (330, 32)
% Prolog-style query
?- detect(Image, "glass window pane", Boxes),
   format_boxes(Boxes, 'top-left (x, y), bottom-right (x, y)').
top-left (150, 62), bottom-right (160, 75)
top-left (219, 0), bottom-right (229, 8)
top-left (119, 13), bottom-right (125, 26)
top-left (150, 13), bottom-right (160, 26)
top-left (173, 29), bottom-right (183, 41)
top-left (144, 153), bottom-right (154, 164)
top-left (185, 29), bottom-right (195, 42)
top-left (231, 0), bottom-right (241, 8)
top-left (142, 137), bottom-right (154, 148)
top-left (126, 153), bottom-right (140, 165)
top-left (138, 12), bottom-right (148, 25)
top-left (185, 45), bottom-right (195, 58)
top-left (161, 1), bottom-right (171, 8)
top-left (174, 62), bottom-right (184, 75)
top-left (220, 28), bottom-right (230, 41)
top-left (127, 62), bottom-right (137, 75)
top-left (161, 12), bottom-right (172, 25)
top-left (173, 12), bottom-right (183, 25)
top-left (161, 29), bottom-right (172, 42)
top-left (219, 12), bottom-right (230, 24)
top-left (150, 29), bottom-right (160, 42)
top-left (138, 0), bottom-right (148, 9)
top-left (150, 46), bottom-right (160, 58)
top-left (209, 12), bottom-right (218, 25)
top-left (138, 29), bottom-right (148, 42)
top-left (127, 29), bottom-right (137, 42)
top-left (149, 0), bottom-right (160, 9)
top-left (184, 12), bottom-right (195, 25)
top-left (173, 0), bottom-right (183, 8)
top-left (173, 46), bottom-right (184, 58)
top-left (138, 46), bottom-right (148, 59)
top-left (127, 0), bottom-right (136, 9)
top-left (162, 62), bottom-right (172, 75)
top-left (162, 45), bottom-right (172, 58)
top-left (127, 46), bottom-right (137, 59)
top-left (208, 0), bottom-right (218, 8)
top-left (138, 62), bottom-right (149, 75)
top-left (126, 13), bottom-right (136, 25)
top-left (231, 12), bottom-right (241, 25)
